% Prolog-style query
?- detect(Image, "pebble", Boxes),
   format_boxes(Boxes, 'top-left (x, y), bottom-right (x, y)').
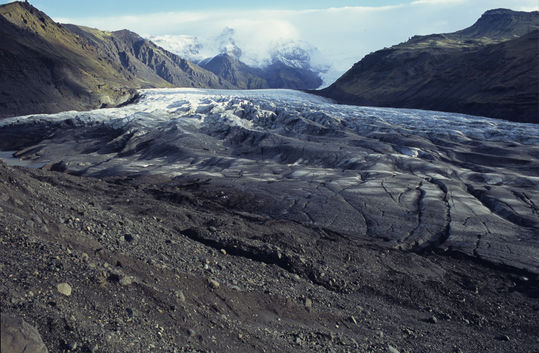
top-left (119, 275), bottom-right (133, 286)
top-left (428, 315), bottom-right (438, 324)
top-left (209, 279), bottom-right (220, 289)
top-left (497, 335), bottom-right (510, 341)
top-left (66, 341), bottom-right (77, 350)
top-left (81, 252), bottom-right (89, 262)
top-left (304, 297), bottom-right (312, 310)
top-left (388, 345), bottom-right (400, 353)
top-left (175, 290), bottom-right (186, 303)
top-left (220, 249), bottom-right (227, 255)
top-left (57, 282), bottom-right (72, 296)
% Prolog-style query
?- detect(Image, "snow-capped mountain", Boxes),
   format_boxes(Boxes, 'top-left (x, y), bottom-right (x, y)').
top-left (267, 40), bottom-right (321, 70)
top-left (2, 88), bottom-right (538, 275)
top-left (148, 34), bottom-right (204, 61)
top-left (149, 28), bottom-right (329, 89)
top-left (216, 27), bottom-right (242, 59)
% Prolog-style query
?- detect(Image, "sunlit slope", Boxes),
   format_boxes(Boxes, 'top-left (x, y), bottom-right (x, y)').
top-left (320, 9), bottom-right (539, 123)
top-left (0, 1), bottom-right (233, 118)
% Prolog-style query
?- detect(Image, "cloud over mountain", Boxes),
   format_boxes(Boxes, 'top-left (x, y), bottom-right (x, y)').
top-left (56, 0), bottom-right (539, 86)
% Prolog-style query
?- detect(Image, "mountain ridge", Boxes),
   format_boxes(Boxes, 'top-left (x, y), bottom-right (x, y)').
top-left (318, 8), bottom-right (539, 123)
top-left (200, 53), bottom-right (268, 89)
top-left (199, 52), bottom-right (324, 90)
top-left (0, 1), bottom-right (233, 118)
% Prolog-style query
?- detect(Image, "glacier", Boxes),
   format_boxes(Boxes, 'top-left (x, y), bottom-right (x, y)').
top-left (1, 88), bottom-right (538, 273)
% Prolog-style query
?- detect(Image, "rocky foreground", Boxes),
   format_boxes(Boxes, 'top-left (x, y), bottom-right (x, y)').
top-left (1, 159), bottom-right (538, 352)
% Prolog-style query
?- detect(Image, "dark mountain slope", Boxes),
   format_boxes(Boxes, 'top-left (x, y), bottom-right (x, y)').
top-left (200, 53), bottom-right (268, 89)
top-left (261, 61), bottom-right (323, 90)
top-left (319, 9), bottom-right (539, 123)
top-left (200, 53), bottom-right (323, 90)
top-left (0, 1), bottom-right (232, 118)
top-left (66, 26), bottom-right (233, 89)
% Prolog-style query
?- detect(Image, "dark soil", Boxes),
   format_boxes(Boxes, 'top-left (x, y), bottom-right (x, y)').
top-left (1, 161), bottom-right (538, 352)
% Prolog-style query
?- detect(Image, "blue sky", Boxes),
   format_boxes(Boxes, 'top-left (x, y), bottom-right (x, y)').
top-left (2, 0), bottom-right (537, 85)
top-left (3, 1), bottom-right (411, 16)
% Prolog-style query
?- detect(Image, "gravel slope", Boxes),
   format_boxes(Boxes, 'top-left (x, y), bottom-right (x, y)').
top-left (1, 161), bottom-right (538, 352)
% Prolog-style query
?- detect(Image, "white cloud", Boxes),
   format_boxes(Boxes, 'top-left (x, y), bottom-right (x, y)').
top-left (411, 0), bottom-right (465, 5)
top-left (56, 0), bottom-right (539, 86)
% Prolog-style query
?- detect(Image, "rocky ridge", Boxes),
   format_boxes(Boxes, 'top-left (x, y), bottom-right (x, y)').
top-left (0, 1), bottom-right (233, 119)
top-left (200, 53), bottom-right (323, 90)
top-left (319, 9), bottom-right (539, 123)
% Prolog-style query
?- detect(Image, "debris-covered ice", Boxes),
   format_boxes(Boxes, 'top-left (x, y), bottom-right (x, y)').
top-left (1, 88), bottom-right (538, 273)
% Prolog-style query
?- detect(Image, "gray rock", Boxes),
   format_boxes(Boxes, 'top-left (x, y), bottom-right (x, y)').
top-left (427, 315), bottom-right (438, 324)
top-left (208, 279), bottom-right (220, 289)
top-left (175, 290), bottom-right (186, 303)
top-left (304, 297), bottom-right (312, 311)
top-left (1, 314), bottom-right (49, 353)
top-left (57, 282), bottom-right (72, 296)
top-left (388, 345), bottom-right (400, 353)
top-left (119, 275), bottom-right (133, 286)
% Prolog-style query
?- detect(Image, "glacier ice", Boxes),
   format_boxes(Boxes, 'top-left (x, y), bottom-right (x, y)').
top-left (1, 88), bottom-right (538, 273)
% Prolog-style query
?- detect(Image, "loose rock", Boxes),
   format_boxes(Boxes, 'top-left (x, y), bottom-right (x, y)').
top-left (208, 279), bottom-right (220, 289)
top-left (176, 290), bottom-right (186, 303)
top-left (388, 345), bottom-right (400, 353)
top-left (119, 275), bottom-right (133, 286)
top-left (428, 316), bottom-right (438, 324)
top-left (57, 282), bottom-right (72, 296)
top-left (1, 314), bottom-right (49, 353)
top-left (304, 297), bottom-right (312, 310)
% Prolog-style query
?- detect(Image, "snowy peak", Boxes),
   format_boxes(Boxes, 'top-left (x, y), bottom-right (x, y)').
top-left (216, 27), bottom-right (242, 59)
top-left (0, 1), bottom-right (235, 118)
top-left (148, 28), bottom-right (328, 89)
top-left (199, 51), bottom-right (323, 90)
top-left (268, 41), bottom-right (314, 70)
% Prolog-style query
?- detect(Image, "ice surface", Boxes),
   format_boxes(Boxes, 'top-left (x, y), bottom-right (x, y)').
top-left (3, 88), bottom-right (535, 144)
top-left (1, 88), bottom-right (538, 273)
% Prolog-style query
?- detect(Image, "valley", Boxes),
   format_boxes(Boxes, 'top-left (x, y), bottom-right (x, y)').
top-left (1, 2), bottom-right (538, 352)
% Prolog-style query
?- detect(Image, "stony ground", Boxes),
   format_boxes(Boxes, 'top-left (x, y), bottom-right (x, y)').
top-left (1, 160), bottom-right (538, 352)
